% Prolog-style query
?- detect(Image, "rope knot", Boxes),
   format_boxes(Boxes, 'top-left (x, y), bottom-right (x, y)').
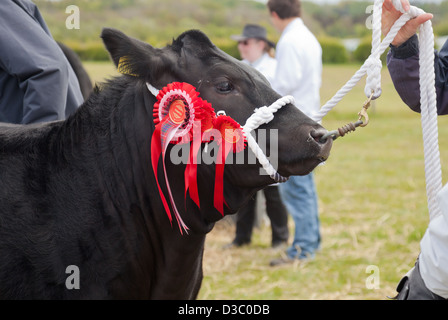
top-left (391, 0), bottom-right (408, 13)
top-left (255, 106), bottom-right (275, 124)
top-left (364, 56), bottom-right (382, 99)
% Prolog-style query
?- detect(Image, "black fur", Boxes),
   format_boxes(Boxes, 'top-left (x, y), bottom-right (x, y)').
top-left (0, 28), bottom-right (331, 299)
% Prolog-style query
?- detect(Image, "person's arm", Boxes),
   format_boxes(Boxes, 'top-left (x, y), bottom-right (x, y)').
top-left (271, 40), bottom-right (303, 96)
top-left (387, 35), bottom-right (422, 113)
top-left (0, 2), bottom-right (73, 124)
top-left (387, 36), bottom-right (448, 115)
top-left (382, 0), bottom-right (448, 115)
top-left (434, 42), bottom-right (448, 115)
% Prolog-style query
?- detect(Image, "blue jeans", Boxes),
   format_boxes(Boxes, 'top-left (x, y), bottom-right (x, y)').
top-left (279, 173), bottom-right (320, 259)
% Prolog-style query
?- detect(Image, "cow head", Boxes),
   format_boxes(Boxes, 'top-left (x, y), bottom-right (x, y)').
top-left (101, 28), bottom-right (332, 234)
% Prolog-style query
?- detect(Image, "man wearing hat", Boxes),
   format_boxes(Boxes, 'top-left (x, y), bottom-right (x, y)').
top-left (225, 24), bottom-right (289, 250)
top-left (231, 24), bottom-right (277, 84)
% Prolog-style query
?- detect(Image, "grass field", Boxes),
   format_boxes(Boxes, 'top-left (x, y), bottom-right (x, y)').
top-left (84, 62), bottom-right (448, 300)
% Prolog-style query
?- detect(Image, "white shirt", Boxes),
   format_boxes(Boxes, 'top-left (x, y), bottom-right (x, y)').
top-left (243, 53), bottom-right (278, 187)
top-left (271, 18), bottom-right (322, 117)
top-left (243, 53), bottom-right (277, 85)
top-left (420, 183), bottom-right (448, 298)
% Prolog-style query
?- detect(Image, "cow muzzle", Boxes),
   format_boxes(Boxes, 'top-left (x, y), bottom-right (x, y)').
top-left (242, 96), bottom-right (334, 182)
top-left (310, 128), bottom-right (333, 162)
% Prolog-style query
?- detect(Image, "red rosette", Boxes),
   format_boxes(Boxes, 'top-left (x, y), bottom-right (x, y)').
top-left (151, 82), bottom-right (250, 227)
top-left (153, 82), bottom-right (199, 123)
top-left (196, 101), bottom-right (216, 142)
top-left (152, 82), bottom-right (201, 144)
top-left (213, 115), bottom-right (247, 153)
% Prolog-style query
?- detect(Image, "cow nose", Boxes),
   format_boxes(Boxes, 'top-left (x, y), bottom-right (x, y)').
top-left (310, 128), bottom-right (330, 144)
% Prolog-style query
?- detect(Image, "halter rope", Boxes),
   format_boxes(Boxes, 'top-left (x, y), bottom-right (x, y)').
top-left (311, 0), bottom-right (442, 221)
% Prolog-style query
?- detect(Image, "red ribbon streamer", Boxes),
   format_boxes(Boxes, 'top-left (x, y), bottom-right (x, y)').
top-left (212, 116), bottom-right (247, 216)
top-left (184, 122), bottom-right (202, 208)
top-left (151, 121), bottom-right (172, 224)
top-left (214, 142), bottom-right (233, 216)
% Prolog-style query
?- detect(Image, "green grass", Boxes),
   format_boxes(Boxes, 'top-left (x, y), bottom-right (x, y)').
top-left (82, 61), bottom-right (118, 85)
top-left (84, 62), bottom-right (448, 300)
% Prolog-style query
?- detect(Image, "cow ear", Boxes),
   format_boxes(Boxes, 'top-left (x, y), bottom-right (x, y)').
top-left (101, 28), bottom-right (175, 82)
top-left (172, 30), bottom-right (215, 58)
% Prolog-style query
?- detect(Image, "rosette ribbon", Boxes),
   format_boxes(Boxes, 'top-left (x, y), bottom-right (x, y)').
top-left (184, 103), bottom-right (215, 209)
top-left (151, 82), bottom-right (215, 234)
top-left (149, 81), bottom-right (247, 233)
top-left (151, 83), bottom-right (199, 234)
top-left (212, 115), bottom-right (247, 216)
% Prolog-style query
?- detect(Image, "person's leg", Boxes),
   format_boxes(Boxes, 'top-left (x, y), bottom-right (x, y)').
top-left (264, 185), bottom-right (289, 247)
top-left (230, 196), bottom-right (256, 246)
top-left (278, 173), bottom-right (320, 259)
top-left (394, 258), bottom-right (446, 300)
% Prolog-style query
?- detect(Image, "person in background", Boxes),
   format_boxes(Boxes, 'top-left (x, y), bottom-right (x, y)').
top-left (383, 0), bottom-right (447, 300)
top-left (0, 0), bottom-right (83, 124)
top-left (267, 0), bottom-right (323, 266)
top-left (231, 24), bottom-right (277, 83)
top-left (225, 24), bottom-right (289, 249)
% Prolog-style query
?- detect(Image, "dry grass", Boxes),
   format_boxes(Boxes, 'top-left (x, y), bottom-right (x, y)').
top-left (82, 61), bottom-right (119, 85)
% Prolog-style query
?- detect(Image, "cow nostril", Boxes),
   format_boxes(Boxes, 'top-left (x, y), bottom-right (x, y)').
top-left (310, 129), bottom-right (329, 144)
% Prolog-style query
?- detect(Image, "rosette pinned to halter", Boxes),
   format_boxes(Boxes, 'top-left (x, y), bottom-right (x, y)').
top-left (151, 82), bottom-right (206, 234)
top-left (153, 82), bottom-right (199, 143)
top-left (149, 81), bottom-right (247, 234)
top-left (212, 115), bottom-right (247, 215)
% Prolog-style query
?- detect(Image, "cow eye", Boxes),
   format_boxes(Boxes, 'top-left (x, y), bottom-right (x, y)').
top-left (215, 80), bottom-right (233, 94)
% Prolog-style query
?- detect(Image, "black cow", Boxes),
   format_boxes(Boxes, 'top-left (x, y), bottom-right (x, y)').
top-left (0, 28), bottom-right (332, 299)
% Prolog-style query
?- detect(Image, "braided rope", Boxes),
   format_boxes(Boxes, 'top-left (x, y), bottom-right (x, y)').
top-left (311, 1), bottom-right (442, 220)
top-left (243, 96), bottom-right (295, 133)
top-left (365, 0), bottom-right (383, 99)
top-left (243, 96), bottom-right (295, 183)
top-left (310, 9), bottom-right (410, 122)
top-left (418, 18), bottom-right (443, 220)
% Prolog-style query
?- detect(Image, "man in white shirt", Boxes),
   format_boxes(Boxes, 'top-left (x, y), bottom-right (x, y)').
top-left (226, 24), bottom-right (289, 250)
top-left (267, 0), bottom-right (323, 265)
top-left (269, 7), bottom-right (322, 117)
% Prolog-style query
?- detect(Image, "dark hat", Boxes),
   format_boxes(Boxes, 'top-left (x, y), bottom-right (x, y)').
top-left (231, 24), bottom-right (276, 48)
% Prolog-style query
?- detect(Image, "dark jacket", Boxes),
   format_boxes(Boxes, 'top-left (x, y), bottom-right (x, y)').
top-left (387, 34), bottom-right (448, 115)
top-left (0, 0), bottom-right (83, 124)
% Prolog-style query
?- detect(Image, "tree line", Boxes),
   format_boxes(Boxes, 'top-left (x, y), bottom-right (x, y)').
top-left (36, 0), bottom-right (448, 63)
